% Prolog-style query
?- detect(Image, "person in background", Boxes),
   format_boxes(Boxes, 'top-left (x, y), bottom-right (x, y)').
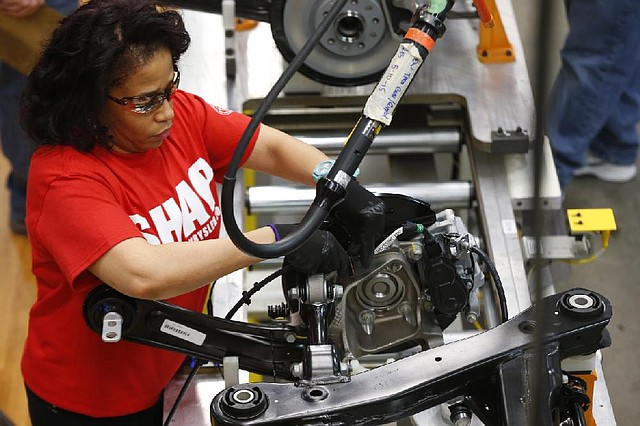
top-left (19, 0), bottom-right (385, 424)
top-left (0, 0), bottom-right (77, 234)
top-left (546, 0), bottom-right (640, 190)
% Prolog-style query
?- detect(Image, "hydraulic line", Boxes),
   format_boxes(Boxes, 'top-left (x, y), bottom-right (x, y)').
top-left (221, 0), bottom-right (349, 259)
top-left (471, 245), bottom-right (508, 323)
top-left (223, 1), bottom-right (456, 259)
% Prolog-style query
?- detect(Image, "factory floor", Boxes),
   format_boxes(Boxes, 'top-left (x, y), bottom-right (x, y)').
top-left (0, 1), bottom-right (638, 425)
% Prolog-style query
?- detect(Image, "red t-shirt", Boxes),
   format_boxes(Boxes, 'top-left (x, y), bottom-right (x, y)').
top-left (21, 90), bottom-right (258, 417)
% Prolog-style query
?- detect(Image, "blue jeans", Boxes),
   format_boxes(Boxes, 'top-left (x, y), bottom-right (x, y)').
top-left (546, 0), bottom-right (640, 189)
top-left (0, 0), bottom-right (77, 224)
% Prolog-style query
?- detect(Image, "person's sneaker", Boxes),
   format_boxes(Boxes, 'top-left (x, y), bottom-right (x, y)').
top-left (573, 152), bottom-right (637, 183)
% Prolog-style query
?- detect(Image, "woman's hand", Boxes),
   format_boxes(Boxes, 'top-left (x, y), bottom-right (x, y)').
top-left (270, 224), bottom-right (351, 278)
top-left (334, 180), bottom-right (385, 268)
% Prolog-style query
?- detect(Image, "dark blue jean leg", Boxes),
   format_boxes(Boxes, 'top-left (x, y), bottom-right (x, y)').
top-left (546, 0), bottom-right (640, 188)
top-left (590, 63), bottom-right (640, 165)
top-left (0, 64), bottom-right (32, 225)
top-left (546, 68), bottom-right (588, 188)
top-left (46, 0), bottom-right (78, 15)
top-left (0, 0), bottom-right (77, 230)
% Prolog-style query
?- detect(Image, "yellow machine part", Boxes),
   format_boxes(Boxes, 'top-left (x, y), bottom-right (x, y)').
top-left (476, 0), bottom-right (515, 63)
top-left (566, 208), bottom-right (617, 234)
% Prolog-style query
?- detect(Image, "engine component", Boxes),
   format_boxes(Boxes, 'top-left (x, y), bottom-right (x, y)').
top-left (278, 196), bottom-right (487, 369)
top-left (332, 245), bottom-right (445, 360)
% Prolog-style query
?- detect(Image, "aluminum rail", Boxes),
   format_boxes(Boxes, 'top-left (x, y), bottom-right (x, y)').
top-left (291, 128), bottom-right (461, 154)
top-left (246, 181), bottom-right (473, 214)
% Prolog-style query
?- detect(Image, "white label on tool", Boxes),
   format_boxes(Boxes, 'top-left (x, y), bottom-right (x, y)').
top-left (363, 42), bottom-right (423, 126)
top-left (160, 319), bottom-right (206, 346)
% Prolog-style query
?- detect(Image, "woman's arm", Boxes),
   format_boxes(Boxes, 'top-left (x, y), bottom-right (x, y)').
top-left (88, 227), bottom-right (276, 300)
top-left (244, 124), bottom-right (329, 186)
top-left (89, 124), bottom-right (330, 300)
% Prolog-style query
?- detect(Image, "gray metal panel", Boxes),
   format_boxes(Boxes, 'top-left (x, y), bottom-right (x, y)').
top-left (291, 128), bottom-right (461, 154)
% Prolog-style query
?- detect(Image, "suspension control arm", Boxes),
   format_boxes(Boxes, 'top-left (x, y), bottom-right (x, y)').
top-left (83, 285), bottom-right (304, 380)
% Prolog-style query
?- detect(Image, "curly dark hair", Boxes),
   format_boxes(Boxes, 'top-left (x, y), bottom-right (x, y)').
top-left (20, 0), bottom-right (191, 151)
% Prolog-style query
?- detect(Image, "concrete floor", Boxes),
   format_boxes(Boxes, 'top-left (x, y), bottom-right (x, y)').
top-left (512, 1), bottom-right (640, 424)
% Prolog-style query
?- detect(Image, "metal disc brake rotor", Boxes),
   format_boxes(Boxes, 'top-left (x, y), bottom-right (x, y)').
top-left (270, 0), bottom-right (400, 86)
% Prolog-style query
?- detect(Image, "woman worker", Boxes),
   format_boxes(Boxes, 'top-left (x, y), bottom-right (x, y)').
top-left (19, 0), bottom-right (385, 424)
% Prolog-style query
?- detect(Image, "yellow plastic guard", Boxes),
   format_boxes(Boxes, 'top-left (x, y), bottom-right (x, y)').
top-left (566, 209), bottom-right (617, 234)
top-left (476, 0), bottom-right (515, 63)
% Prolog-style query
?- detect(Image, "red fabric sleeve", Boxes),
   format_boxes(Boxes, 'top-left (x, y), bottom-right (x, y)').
top-left (175, 94), bottom-right (259, 182)
top-left (35, 172), bottom-right (141, 288)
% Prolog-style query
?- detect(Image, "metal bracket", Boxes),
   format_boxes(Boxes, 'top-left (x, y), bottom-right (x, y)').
top-left (222, 0), bottom-right (236, 80)
top-left (521, 235), bottom-right (591, 261)
top-left (490, 126), bottom-right (530, 153)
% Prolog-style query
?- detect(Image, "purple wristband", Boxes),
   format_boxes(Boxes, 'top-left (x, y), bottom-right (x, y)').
top-left (268, 224), bottom-right (281, 241)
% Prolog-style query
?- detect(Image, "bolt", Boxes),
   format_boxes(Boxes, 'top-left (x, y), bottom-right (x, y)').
top-left (450, 405), bottom-right (473, 426)
top-left (284, 332), bottom-right (296, 343)
top-left (359, 310), bottom-right (375, 335)
top-left (451, 411), bottom-right (472, 426)
top-left (387, 262), bottom-right (402, 273)
top-left (398, 302), bottom-right (416, 326)
top-left (287, 287), bottom-right (299, 300)
top-left (406, 243), bottom-right (423, 261)
top-left (290, 362), bottom-right (304, 378)
top-left (332, 285), bottom-right (343, 301)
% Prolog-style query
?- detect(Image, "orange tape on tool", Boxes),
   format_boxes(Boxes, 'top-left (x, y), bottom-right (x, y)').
top-left (405, 28), bottom-right (436, 52)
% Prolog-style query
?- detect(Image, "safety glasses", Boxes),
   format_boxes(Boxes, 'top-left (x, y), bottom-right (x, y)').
top-left (108, 70), bottom-right (180, 114)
